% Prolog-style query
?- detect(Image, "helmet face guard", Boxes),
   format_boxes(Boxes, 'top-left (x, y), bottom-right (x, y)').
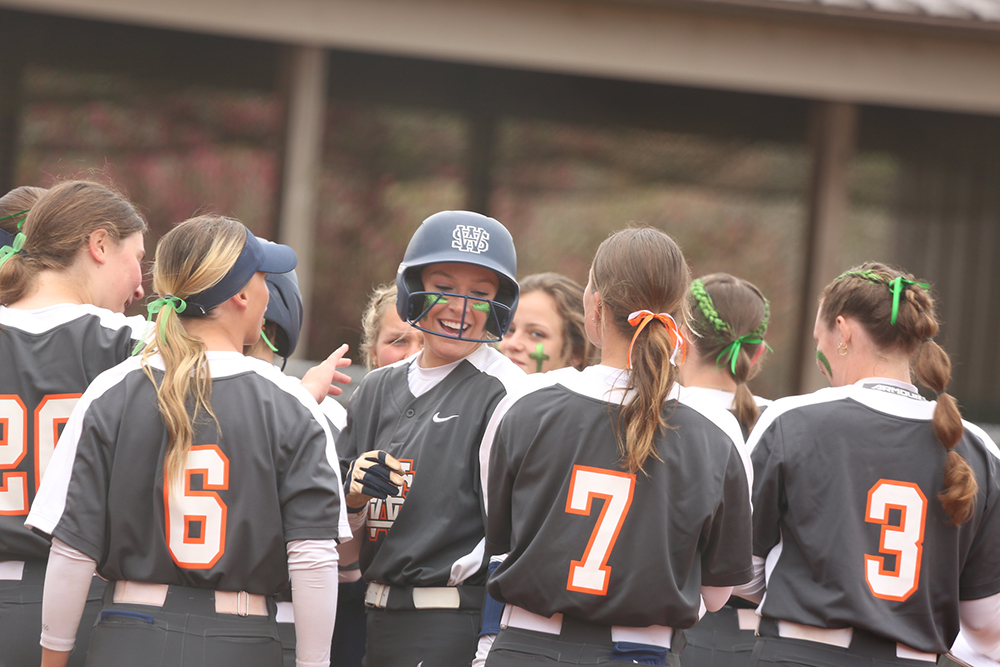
top-left (404, 290), bottom-right (513, 343)
top-left (396, 211), bottom-right (519, 341)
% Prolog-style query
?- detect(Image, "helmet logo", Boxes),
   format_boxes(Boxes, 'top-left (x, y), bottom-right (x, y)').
top-left (452, 225), bottom-right (490, 254)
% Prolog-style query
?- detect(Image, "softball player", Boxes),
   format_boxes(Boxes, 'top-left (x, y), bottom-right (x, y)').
top-left (498, 272), bottom-right (595, 373)
top-left (359, 283), bottom-right (424, 370)
top-left (338, 210), bottom-right (524, 667)
top-left (678, 273), bottom-right (773, 667)
top-left (27, 215), bottom-right (350, 667)
top-left (746, 262), bottom-right (1000, 666)
top-left (0, 181), bottom-right (147, 667)
top-left (482, 227), bottom-right (754, 667)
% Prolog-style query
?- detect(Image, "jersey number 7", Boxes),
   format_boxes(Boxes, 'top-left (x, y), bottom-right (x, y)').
top-left (0, 394), bottom-right (81, 515)
top-left (564, 465), bottom-right (635, 595)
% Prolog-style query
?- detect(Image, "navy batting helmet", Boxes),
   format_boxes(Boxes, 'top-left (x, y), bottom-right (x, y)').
top-left (264, 267), bottom-right (303, 359)
top-left (396, 211), bottom-right (518, 342)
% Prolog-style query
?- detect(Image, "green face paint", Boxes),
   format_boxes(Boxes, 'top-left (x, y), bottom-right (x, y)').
top-left (471, 301), bottom-right (491, 313)
top-left (529, 342), bottom-right (550, 374)
top-left (422, 294), bottom-right (447, 319)
top-left (816, 349), bottom-right (833, 379)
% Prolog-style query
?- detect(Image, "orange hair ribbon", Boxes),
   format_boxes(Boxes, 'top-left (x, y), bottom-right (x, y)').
top-left (627, 310), bottom-right (686, 369)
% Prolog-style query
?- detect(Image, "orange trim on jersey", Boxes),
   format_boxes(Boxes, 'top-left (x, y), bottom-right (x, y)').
top-left (0, 395), bottom-right (28, 469)
top-left (33, 394), bottom-right (81, 492)
top-left (183, 515), bottom-right (208, 544)
top-left (564, 465), bottom-right (636, 596)
top-left (164, 444), bottom-right (230, 570)
top-left (863, 479), bottom-right (927, 602)
top-left (0, 471), bottom-right (29, 516)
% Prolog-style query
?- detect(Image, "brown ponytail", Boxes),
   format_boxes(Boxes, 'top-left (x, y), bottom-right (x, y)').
top-left (688, 274), bottom-right (770, 432)
top-left (821, 262), bottom-right (977, 524)
top-left (141, 215), bottom-right (246, 491)
top-left (591, 227), bottom-right (690, 474)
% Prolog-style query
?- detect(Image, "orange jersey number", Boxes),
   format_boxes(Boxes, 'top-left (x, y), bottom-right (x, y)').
top-left (0, 394), bottom-right (80, 516)
top-left (864, 479), bottom-right (927, 602)
top-left (565, 465), bottom-right (636, 595)
top-left (165, 445), bottom-right (229, 569)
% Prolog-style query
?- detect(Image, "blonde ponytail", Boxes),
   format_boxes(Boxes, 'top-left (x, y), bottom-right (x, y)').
top-left (141, 216), bottom-right (245, 490)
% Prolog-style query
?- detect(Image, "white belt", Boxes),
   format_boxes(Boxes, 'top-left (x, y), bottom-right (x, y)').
top-left (0, 560), bottom-right (25, 581)
top-left (364, 581), bottom-right (462, 609)
top-left (113, 580), bottom-right (268, 617)
top-left (777, 620), bottom-right (937, 663)
top-left (502, 605), bottom-right (674, 649)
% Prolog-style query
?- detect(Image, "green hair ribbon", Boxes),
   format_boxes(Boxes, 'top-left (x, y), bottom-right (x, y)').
top-left (0, 209), bottom-right (30, 226)
top-left (0, 231), bottom-right (26, 269)
top-left (715, 334), bottom-right (772, 375)
top-left (837, 270), bottom-right (929, 326)
top-left (888, 276), bottom-right (930, 325)
top-left (133, 295), bottom-right (187, 354)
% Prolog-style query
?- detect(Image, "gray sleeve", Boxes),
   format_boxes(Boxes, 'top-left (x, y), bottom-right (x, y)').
top-left (277, 411), bottom-right (343, 543)
top-left (486, 415), bottom-right (518, 556)
top-left (700, 443), bottom-right (754, 586)
top-left (751, 420), bottom-right (785, 559)
top-left (960, 447), bottom-right (1000, 600)
top-left (51, 408), bottom-right (115, 563)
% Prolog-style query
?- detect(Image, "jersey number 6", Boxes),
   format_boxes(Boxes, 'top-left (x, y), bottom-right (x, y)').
top-left (565, 465), bottom-right (636, 595)
top-left (0, 394), bottom-right (80, 515)
top-left (165, 445), bottom-right (229, 569)
top-left (864, 479), bottom-right (927, 602)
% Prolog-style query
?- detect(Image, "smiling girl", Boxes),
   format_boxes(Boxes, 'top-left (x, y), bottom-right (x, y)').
top-left (337, 211), bottom-right (524, 667)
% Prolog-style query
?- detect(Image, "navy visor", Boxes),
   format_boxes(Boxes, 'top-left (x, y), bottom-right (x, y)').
top-left (185, 226), bottom-right (297, 317)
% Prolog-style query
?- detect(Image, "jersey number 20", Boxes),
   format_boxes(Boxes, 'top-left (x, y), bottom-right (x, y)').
top-left (0, 394), bottom-right (80, 515)
top-left (165, 445), bottom-right (229, 569)
top-left (565, 465), bottom-right (635, 595)
top-left (864, 479), bottom-right (927, 602)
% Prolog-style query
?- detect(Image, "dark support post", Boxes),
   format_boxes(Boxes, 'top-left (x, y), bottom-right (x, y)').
top-left (466, 110), bottom-right (496, 215)
top-left (794, 100), bottom-right (858, 393)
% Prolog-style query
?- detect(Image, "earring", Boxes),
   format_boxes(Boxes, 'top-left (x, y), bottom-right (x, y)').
top-left (837, 343), bottom-right (848, 356)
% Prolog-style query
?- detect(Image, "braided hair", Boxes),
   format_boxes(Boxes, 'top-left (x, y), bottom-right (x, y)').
top-left (688, 274), bottom-right (770, 431)
top-left (821, 262), bottom-right (976, 525)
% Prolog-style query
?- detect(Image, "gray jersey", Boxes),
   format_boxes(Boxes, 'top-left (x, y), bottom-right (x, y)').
top-left (0, 304), bottom-right (146, 561)
top-left (484, 365), bottom-right (753, 629)
top-left (748, 378), bottom-right (1000, 654)
top-left (27, 352), bottom-right (349, 595)
top-left (337, 345), bottom-right (523, 587)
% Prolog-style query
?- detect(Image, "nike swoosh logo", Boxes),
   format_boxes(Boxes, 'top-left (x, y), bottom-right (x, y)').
top-left (432, 412), bottom-right (459, 423)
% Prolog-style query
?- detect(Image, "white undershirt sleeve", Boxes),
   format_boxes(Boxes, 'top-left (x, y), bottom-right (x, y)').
top-left (731, 555), bottom-right (766, 604)
top-left (288, 539), bottom-right (340, 667)
top-left (959, 592), bottom-right (1000, 660)
top-left (40, 539), bottom-right (97, 652)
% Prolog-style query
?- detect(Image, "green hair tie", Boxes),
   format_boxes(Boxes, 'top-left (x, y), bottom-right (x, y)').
top-left (715, 334), bottom-right (772, 375)
top-left (133, 295), bottom-right (187, 354)
top-left (260, 318), bottom-right (279, 353)
top-left (0, 231), bottom-right (26, 269)
top-left (0, 208), bottom-right (30, 228)
top-left (836, 270), bottom-right (929, 325)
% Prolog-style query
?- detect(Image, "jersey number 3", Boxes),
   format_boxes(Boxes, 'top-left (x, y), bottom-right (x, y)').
top-left (565, 465), bottom-right (635, 595)
top-left (0, 394), bottom-right (80, 515)
top-left (864, 479), bottom-right (927, 602)
top-left (165, 445), bottom-right (229, 569)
